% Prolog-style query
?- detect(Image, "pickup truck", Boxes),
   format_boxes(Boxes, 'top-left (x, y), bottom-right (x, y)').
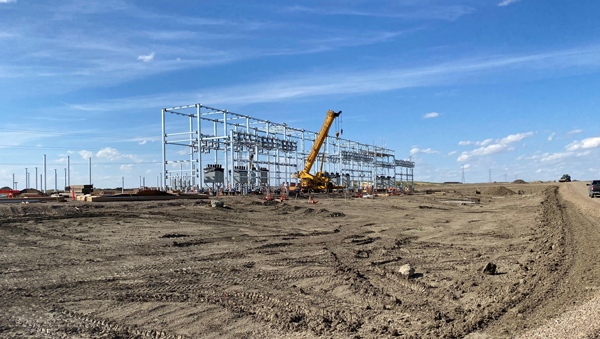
top-left (587, 180), bottom-right (600, 198)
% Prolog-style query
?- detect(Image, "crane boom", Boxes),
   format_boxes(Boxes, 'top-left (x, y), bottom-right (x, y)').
top-left (302, 110), bottom-right (341, 175)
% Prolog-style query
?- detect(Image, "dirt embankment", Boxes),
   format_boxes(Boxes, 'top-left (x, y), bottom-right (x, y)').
top-left (511, 182), bottom-right (600, 339)
top-left (1, 184), bottom-right (600, 338)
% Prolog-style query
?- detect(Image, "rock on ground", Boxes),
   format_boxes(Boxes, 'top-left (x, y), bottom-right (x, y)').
top-left (399, 264), bottom-right (415, 278)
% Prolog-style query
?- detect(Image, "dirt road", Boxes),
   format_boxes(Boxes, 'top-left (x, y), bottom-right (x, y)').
top-left (1, 183), bottom-right (600, 338)
top-left (514, 182), bottom-right (600, 339)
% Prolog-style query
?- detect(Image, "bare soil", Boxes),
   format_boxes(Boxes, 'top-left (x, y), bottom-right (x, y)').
top-left (1, 182), bottom-right (599, 338)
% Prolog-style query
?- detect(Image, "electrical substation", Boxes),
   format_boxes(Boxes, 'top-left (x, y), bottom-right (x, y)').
top-left (161, 104), bottom-right (415, 192)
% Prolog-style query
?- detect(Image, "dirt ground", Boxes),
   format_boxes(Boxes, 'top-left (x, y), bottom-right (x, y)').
top-left (1, 182), bottom-right (600, 338)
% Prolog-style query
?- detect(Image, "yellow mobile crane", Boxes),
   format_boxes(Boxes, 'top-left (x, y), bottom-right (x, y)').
top-left (295, 110), bottom-right (345, 192)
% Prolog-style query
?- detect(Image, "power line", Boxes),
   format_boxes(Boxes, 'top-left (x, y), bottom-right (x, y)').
top-left (0, 162), bottom-right (160, 166)
top-left (0, 128), bottom-right (157, 139)
top-left (0, 144), bottom-right (156, 152)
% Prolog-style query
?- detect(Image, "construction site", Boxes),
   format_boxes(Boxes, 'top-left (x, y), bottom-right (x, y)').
top-left (2, 106), bottom-right (600, 339)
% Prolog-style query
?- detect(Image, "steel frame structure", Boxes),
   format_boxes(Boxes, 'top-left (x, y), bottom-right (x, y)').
top-left (161, 104), bottom-right (414, 192)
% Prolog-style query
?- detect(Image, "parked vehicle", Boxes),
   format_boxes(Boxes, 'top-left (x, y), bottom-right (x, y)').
top-left (587, 180), bottom-right (600, 198)
top-left (559, 174), bottom-right (571, 182)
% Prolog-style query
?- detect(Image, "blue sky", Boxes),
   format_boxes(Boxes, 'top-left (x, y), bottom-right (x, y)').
top-left (1, 0), bottom-right (599, 188)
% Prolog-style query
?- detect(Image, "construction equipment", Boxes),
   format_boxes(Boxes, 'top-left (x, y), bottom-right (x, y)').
top-left (559, 174), bottom-right (571, 182)
top-left (294, 110), bottom-right (345, 192)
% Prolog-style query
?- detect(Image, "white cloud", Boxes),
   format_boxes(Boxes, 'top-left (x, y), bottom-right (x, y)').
top-left (0, 0), bottom-right (16, 3)
top-left (64, 44), bottom-right (600, 112)
top-left (541, 150), bottom-right (592, 162)
top-left (567, 129), bottom-right (584, 135)
top-left (122, 154), bottom-right (143, 163)
top-left (548, 132), bottom-right (555, 141)
top-left (448, 151), bottom-right (457, 156)
top-left (138, 140), bottom-right (147, 145)
top-left (94, 147), bottom-right (143, 163)
top-left (457, 144), bottom-right (512, 162)
top-left (535, 169), bottom-right (542, 173)
top-left (422, 112), bottom-right (439, 119)
top-left (96, 147), bottom-right (120, 160)
top-left (284, 4), bottom-right (475, 21)
top-left (498, 0), bottom-right (521, 6)
top-left (410, 147), bottom-right (440, 156)
top-left (120, 164), bottom-right (133, 170)
top-left (457, 132), bottom-right (532, 160)
top-left (497, 132), bottom-right (534, 145)
top-left (565, 137), bottom-right (600, 152)
top-left (476, 139), bottom-right (494, 147)
top-left (137, 52), bottom-right (155, 62)
top-left (458, 138), bottom-right (496, 147)
top-left (79, 150), bottom-right (93, 159)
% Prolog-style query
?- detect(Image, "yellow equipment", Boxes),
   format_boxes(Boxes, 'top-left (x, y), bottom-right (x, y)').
top-left (295, 110), bottom-right (345, 192)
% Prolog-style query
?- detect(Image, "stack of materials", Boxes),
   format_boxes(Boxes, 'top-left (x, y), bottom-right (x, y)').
top-left (71, 185), bottom-right (94, 195)
top-left (86, 190), bottom-right (208, 202)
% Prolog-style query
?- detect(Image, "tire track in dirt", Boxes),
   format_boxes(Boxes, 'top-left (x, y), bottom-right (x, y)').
top-left (510, 183), bottom-right (600, 339)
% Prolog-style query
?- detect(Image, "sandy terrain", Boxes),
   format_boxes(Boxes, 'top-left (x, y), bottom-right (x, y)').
top-left (1, 182), bottom-right (599, 338)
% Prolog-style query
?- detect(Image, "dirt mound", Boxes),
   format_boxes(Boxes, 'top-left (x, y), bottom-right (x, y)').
top-left (513, 179), bottom-right (527, 184)
top-left (483, 186), bottom-right (516, 196)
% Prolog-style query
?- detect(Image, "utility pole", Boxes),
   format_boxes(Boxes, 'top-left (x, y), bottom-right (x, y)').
top-left (64, 168), bottom-right (67, 190)
top-left (67, 156), bottom-right (70, 186)
top-left (122, 177), bottom-right (124, 194)
top-left (12, 174), bottom-right (15, 190)
top-left (25, 168), bottom-right (28, 188)
top-left (54, 169), bottom-right (57, 193)
top-left (35, 167), bottom-right (38, 190)
top-left (43, 154), bottom-right (47, 193)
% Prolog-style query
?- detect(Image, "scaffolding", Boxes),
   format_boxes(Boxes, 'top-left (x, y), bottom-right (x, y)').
top-left (161, 104), bottom-right (414, 192)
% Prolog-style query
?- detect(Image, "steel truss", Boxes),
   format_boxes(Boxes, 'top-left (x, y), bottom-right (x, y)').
top-left (161, 104), bottom-right (414, 192)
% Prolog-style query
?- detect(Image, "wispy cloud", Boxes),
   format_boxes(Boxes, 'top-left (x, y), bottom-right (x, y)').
top-left (0, 0), bottom-right (16, 3)
top-left (66, 45), bottom-right (600, 112)
top-left (567, 129), bottom-right (584, 135)
top-left (498, 0), bottom-right (522, 7)
top-left (137, 52), bottom-right (155, 62)
top-left (410, 147), bottom-right (440, 156)
top-left (422, 112), bottom-right (439, 119)
top-left (548, 132), bottom-right (555, 141)
top-left (459, 139), bottom-right (493, 147)
top-left (285, 5), bottom-right (476, 21)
